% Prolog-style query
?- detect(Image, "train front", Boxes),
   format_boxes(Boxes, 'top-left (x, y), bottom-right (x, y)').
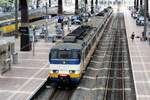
top-left (49, 44), bottom-right (82, 84)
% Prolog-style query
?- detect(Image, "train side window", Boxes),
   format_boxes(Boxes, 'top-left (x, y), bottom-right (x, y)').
top-left (85, 46), bottom-right (89, 57)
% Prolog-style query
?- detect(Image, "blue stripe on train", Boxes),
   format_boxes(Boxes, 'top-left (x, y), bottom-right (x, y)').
top-left (50, 59), bottom-right (80, 64)
top-left (0, 21), bottom-right (16, 27)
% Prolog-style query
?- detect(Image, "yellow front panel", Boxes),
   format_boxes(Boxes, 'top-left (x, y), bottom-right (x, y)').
top-left (70, 74), bottom-right (80, 78)
top-left (49, 73), bottom-right (80, 78)
top-left (49, 73), bottom-right (59, 78)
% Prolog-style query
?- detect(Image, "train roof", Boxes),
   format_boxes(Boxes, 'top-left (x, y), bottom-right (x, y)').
top-left (51, 43), bottom-right (82, 50)
top-left (64, 25), bottom-right (93, 43)
top-left (67, 25), bottom-right (92, 38)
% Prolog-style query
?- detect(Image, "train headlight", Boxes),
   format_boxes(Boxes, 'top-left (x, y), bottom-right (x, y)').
top-left (53, 70), bottom-right (59, 73)
top-left (69, 70), bottom-right (75, 74)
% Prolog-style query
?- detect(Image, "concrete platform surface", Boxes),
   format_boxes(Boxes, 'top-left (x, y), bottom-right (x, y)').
top-left (123, 7), bottom-right (150, 100)
top-left (0, 40), bottom-right (51, 100)
top-left (0, 17), bottom-right (79, 100)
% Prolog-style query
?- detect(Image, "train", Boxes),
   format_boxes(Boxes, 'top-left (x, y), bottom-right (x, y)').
top-left (0, 14), bottom-right (48, 34)
top-left (49, 25), bottom-right (93, 83)
top-left (0, 7), bottom-right (57, 35)
top-left (48, 7), bottom-right (113, 84)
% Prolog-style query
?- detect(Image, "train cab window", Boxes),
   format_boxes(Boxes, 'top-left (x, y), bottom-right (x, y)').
top-left (50, 49), bottom-right (81, 60)
top-left (58, 50), bottom-right (71, 59)
top-left (50, 50), bottom-right (57, 59)
top-left (72, 51), bottom-right (81, 59)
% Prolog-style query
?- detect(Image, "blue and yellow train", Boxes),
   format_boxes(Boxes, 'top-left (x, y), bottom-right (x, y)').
top-left (0, 18), bottom-right (16, 33)
top-left (48, 7), bottom-right (113, 84)
top-left (0, 10), bottom-right (49, 34)
top-left (49, 25), bottom-right (93, 83)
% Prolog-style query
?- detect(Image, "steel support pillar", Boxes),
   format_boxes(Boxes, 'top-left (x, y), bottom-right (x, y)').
top-left (136, 0), bottom-right (139, 11)
top-left (49, 0), bottom-right (51, 7)
top-left (36, 0), bottom-right (40, 8)
top-left (143, 0), bottom-right (147, 40)
top-left (95, 0), bottom-right (98, 6)
top-left (19, 0), bottom-right (31, 51)
top-left (75, 0), bottom-right (79, 15)
top-left (85, 0), bottom-right (88, 12)
top-left (91, 0), bottom-right (94, 14)
top-left (134, 0), bottom-right (137, 10)
top-left (85, 0), bottom-right (88, 4)
top-left (15, 0), bottom-right (18, 38)
top-left (140, 0), bottom-right (143, 6)
top-left (58, 0), bottom-right (63, 15)
top-left (146, 0), bottom-right (149, 17)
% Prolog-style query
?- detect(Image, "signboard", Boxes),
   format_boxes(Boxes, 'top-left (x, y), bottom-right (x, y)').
top-left (19, 27), bottom-right (31, 51)
top-left (19, 27), bottom-right (29, 34)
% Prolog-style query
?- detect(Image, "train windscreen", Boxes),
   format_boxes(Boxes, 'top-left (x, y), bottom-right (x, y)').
top-left (50, 49), bottom-right (80, 59)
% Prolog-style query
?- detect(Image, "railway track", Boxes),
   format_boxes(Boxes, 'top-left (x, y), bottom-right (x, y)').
top-left (103, 13), bottom-right (126, 100)
top-left (30, 79), bottom-right (77, 100)
top-left (71, 12), bottom-right (136, 100)
top-left (49, 84), bottom-right (76, 100)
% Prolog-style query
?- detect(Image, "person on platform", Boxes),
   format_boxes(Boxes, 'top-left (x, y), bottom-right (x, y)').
top-left (131, 32), bottom-right (135, 41)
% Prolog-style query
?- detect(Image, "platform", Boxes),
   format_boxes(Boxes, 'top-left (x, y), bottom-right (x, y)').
top-left (123, 7), bottom-right (150, 100)
top-left (0, 18), bottom-right (78, 100)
